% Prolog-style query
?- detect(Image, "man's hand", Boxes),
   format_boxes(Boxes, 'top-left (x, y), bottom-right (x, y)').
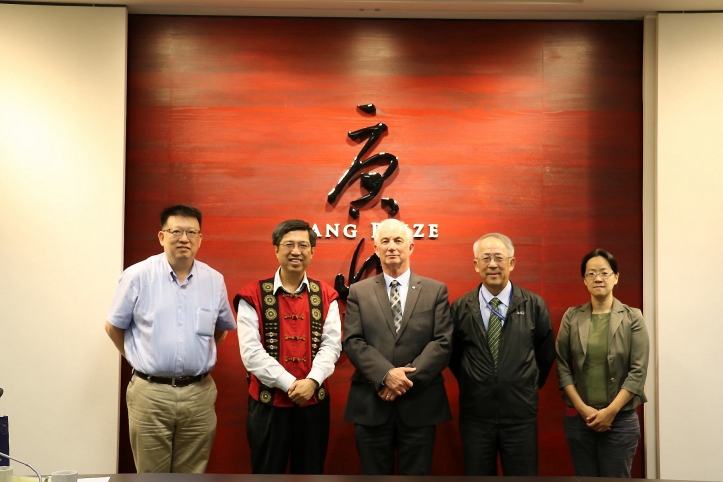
top-left (378, 386), bottom-right (398, 402)
top-left (288, 378), bottom-right (318, 405)
top-left (586, 407), bottom-right (617, 432)
top-left (384, 366), bottom-right (416, 396)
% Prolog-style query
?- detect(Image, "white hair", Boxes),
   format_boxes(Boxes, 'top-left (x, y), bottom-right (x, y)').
top-left (373, 218), bottom-right (414, 242)
top-left (473, 233), bottom-right (515, 257)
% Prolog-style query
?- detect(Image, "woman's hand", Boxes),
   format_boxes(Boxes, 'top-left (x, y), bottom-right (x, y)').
top-left (586, 389), bottom-right (635, 432)
top-left (563, 385), bottom-right (600, 423)
top-left (586, 407), bottom-right (617, 432)
top-left (576, 404), bottom-right (599, 421)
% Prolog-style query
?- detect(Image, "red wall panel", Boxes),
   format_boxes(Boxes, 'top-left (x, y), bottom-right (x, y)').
top-left (123, 16), bottom-right (643, 476)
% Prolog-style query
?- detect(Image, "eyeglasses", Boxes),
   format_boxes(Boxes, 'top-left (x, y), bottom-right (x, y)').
top-left (585, 271), bottom-right (614, 279)
top-left (163, 229), bottom-right (201, 239)
top-left (278, 242), bottom-right (311, 251)
top-left (477, 255), bottom-right (512, 265)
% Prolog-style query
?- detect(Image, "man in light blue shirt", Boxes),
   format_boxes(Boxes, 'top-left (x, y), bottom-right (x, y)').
top-left (105, 205), bottom-right (236, 473)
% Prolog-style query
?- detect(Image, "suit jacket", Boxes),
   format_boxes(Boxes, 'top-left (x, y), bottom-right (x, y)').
top-left (449, 283), bottom-right (555, 423)
top-left (343, 272), bottom-right (453, 427)
top-left (555, 298), bottom-right (649, 411)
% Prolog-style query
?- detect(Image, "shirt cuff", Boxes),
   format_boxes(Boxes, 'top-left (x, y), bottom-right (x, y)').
top-left (307, 367), bottom-right (326, 387)
top-left (277, 372), bottom-right (296, 392)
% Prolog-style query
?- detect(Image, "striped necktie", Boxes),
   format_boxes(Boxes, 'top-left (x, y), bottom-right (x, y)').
top-left (488, 297), bottom-right (502, 368)
top-left (390, 280), bottom-right (402, 332)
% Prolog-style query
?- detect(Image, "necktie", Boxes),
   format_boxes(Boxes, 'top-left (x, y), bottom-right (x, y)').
top-left (488, 297), bottom-right (502, 368)
top-left (390, 280), bottom-right (402, 332)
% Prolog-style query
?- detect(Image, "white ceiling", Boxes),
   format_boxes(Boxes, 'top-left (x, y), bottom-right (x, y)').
top-left (22, 0), bottom-right (723, 19)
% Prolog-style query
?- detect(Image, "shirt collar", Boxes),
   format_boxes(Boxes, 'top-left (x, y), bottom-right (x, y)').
top-left (163, 253), bottom-right (195, 284)
top-left (273, 268), bottom-right (309, 294)
top-left (383, 268), bottom-right (411, 289)
top-left (480, 281), bottom-right (513, 306)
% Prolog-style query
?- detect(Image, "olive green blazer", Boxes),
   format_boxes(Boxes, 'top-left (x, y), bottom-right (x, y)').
top-left (555, 298), bottom-right (649, 410)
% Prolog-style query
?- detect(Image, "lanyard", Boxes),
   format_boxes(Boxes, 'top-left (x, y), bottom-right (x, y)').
top-left (482, 286), bottom-right (513, 323)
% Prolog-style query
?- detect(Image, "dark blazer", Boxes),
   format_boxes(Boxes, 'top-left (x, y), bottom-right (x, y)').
top-left (556, 298), bottom-right (649, 411)
top-left (449, 283), bottom-right (555, 424)
top-left (343, 272), bottom-right (453, 427)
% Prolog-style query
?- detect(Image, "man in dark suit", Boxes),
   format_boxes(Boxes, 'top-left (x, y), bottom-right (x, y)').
top-left (343, 218), bottom-right (452, 475)
top-left (449, 232), bottom-right (555, 476)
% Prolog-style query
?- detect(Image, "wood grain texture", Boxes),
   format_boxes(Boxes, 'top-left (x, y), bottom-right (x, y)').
top-left (123, 16), bottom-right (643, 476)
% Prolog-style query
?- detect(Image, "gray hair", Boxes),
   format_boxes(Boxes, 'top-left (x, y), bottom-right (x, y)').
top-left (374, 218), bottom-right (414, 242)
top-left (473, 233), bottom-right (515, 257)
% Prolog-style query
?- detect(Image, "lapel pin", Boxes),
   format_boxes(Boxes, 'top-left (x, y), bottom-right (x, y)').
top-left (412, 286), bottom-right (416, 290)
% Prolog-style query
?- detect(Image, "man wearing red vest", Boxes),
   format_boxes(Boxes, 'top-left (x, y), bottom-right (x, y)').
top-left (237, 219), bottom-right (341, 474)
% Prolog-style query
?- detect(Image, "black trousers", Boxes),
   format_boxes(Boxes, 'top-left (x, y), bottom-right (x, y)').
top-left (460, 418), bottom-right (538, 476)
top-left (355, 414), bottom-right (436, 475)
top-left (246, 395), bottom-right (330, 474)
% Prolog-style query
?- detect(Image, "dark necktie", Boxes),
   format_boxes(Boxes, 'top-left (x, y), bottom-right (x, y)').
top-left (390, 280), bottom-right (402, 332)
top-left (488, 297), bottom-right (502, 368)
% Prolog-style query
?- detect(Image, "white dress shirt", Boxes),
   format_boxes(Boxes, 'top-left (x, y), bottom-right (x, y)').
top-left (236, 269), bottom-right (342, 392)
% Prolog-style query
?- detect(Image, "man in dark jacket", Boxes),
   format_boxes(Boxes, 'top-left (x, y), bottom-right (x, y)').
top-left (450, 232), bottom-right (555, 476)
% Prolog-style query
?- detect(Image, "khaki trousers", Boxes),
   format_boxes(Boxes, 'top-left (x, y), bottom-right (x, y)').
top-left (126, 374), bottom-right (217, 473)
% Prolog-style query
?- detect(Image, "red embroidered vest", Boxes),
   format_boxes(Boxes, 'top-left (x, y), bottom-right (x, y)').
top-left (238, 277), bottom-right (338, 407)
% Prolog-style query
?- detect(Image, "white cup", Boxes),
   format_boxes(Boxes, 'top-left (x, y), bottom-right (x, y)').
top-left (50, 470), bottom-right (77, 482)
top-left (0, 466), bottom-right (12, 482)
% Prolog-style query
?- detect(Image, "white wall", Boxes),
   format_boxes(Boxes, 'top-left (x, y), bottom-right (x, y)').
top-left (642, 14), bottom-right (659, 479)
top-left (0, 4), bottom-right (127, 475)
top-left (656, 12), bottom-right (723, 482)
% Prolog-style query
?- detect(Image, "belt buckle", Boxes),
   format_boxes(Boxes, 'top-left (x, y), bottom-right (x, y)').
top-left (171, 377), bottom-right (177, 388)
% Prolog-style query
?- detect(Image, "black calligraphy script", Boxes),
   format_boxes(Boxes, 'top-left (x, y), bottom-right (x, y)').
top-left (327, 106), bottom-right (400, 220)
top-left (329, 104), bottom-right (403, 297)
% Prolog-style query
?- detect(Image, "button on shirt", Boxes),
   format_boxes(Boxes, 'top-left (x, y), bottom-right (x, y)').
top-left (478, 282), bottom-right (513, 331)
top-left (107, 253), bottom-right (236, 377)
top-left (383, 269), bottom-right (411, 315)
top-left (236, 269), bottom-right (342, 392)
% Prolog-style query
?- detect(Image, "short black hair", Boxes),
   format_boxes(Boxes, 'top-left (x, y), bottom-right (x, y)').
top-left (580, 248), bottom-right (619, 277)
top-left (272, 219), bottom-right (317, 247)
top-left (160, 205), bottom-right (202, 229)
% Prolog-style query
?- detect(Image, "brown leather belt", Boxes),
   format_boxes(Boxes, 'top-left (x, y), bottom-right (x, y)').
top-left (133, 369), bottom-right (209, 387)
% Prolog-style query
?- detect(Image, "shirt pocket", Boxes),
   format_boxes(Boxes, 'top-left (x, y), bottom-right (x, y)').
top-left (196, 308), bottom-right (216, 337)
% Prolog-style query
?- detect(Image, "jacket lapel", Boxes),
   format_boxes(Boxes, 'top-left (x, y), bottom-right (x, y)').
top-left (373, 274), bottom-right (397, 336)
top-left (507, 284), bottom-right (524, 316)
top-left (396, 272), bottom-right (421, 339)
top-left (609, 298), bottom-right (624, 344)
top-left (576, 302), bottom-right (592, 357)
top-left (466, 285), bottom-right (487, 340)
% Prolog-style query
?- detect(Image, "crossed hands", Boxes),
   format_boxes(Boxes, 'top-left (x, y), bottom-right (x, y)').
top-left (288, 378), bottom-right (318, 405)
top-left (378, 366), bottom-right (416, 402)
top-left (578, 404), bottom-right (616, 432)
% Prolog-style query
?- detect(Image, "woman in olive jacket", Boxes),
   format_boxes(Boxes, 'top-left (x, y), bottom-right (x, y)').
top-left (556, 249), bottom-right (649, 478)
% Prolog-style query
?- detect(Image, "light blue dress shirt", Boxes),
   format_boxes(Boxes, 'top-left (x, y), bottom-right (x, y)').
top-left (478, 281), bottom-right (513, 331)
top-left (107, 253), bottom-right (236, 377)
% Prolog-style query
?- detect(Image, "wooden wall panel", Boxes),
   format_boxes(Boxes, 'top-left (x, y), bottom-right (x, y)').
top-left (124, 16), bottom-right (643, 476)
